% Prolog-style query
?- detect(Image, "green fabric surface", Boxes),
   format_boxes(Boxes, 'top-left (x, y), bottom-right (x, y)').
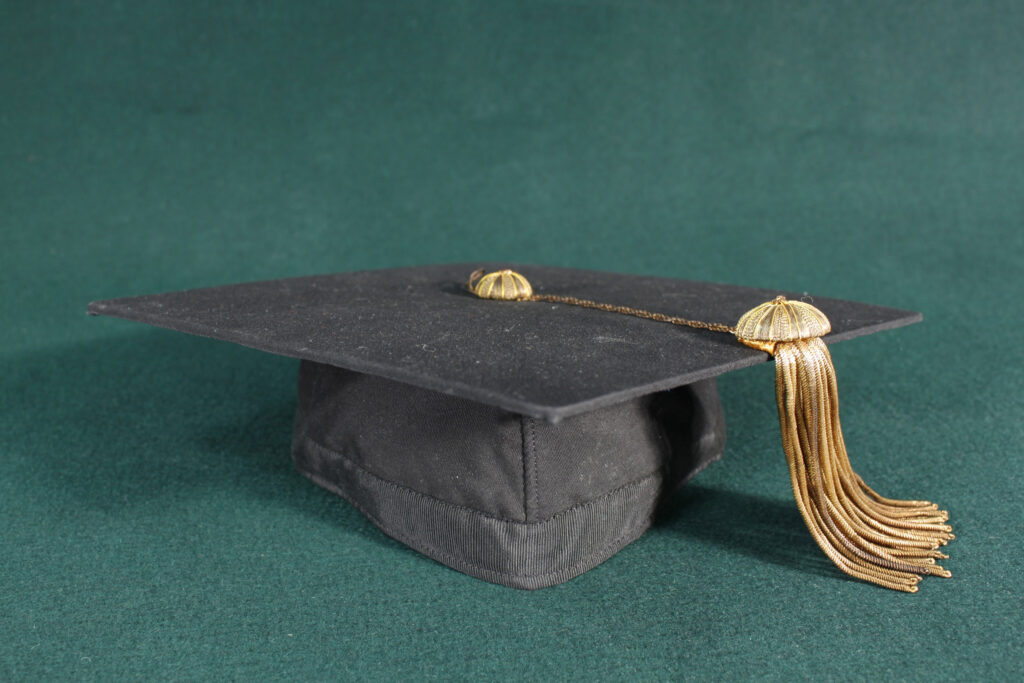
top-left (3, 1), bottom-right (1022, 679)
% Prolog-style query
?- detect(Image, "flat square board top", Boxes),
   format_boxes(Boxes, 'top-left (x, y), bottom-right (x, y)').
top-left (88, 264), bottom-right (921, 421)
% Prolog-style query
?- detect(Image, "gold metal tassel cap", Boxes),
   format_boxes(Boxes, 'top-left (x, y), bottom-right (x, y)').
top-left (736, 295), bottom-right (831, 342)
top-left (735, 296), bottom-right (830, 352)
top-left (467, 269), bottom-right (534, 301)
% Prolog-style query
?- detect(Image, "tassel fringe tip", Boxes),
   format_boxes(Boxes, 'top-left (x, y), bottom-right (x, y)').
top-left (764, 337), bottom-right (955, 593)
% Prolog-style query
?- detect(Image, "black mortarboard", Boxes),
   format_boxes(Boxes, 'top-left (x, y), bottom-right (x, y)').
top-left (88, 264), bottom-right (952, 591)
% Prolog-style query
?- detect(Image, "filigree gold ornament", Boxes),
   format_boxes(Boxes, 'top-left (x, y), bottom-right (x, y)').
top-left (733, 295), bottom-right (831, 352)
top-left (467, 268), bottom-right (533, 300)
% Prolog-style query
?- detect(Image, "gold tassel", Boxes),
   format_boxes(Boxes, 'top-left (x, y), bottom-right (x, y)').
top-left (468, 269), bottom-right (954, 591)
top-left (736, 297), bottom-right (953, 592)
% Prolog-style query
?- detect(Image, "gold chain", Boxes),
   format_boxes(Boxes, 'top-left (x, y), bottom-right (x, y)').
top-left (465, 268), bottom-right (737, 334)
top-left (528, 294), bottom-right (737, 335)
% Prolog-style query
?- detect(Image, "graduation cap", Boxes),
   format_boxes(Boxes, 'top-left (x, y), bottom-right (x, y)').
top-left (88, 264), bottom-right (953, 592)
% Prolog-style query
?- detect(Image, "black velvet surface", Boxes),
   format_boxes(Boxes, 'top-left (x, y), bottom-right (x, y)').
top-left (88, 263), bottom-right (921, 421)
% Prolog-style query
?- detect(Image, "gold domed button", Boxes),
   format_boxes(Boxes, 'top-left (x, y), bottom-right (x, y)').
top-left (735, 295), bottom-right (831, 347)
top-left (467, 269), bottom-right (534, 301)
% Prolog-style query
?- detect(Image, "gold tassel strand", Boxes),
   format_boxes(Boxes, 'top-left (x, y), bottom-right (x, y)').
top-left (467, 270), bottom-right (954, 591)
top-left (803, 340), bottom-right (954, 553)
top-left (736, 298), bottom-right (953, 590)
top-left (796, 342), bottom-right (943, 555)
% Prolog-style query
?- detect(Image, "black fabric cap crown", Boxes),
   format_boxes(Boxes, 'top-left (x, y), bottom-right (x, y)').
top-left (88, 264), bottom-right (921, 588)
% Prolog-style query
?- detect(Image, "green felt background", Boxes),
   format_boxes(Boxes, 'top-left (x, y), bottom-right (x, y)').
top-left (3, 1), bottom-right (1022, 679)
